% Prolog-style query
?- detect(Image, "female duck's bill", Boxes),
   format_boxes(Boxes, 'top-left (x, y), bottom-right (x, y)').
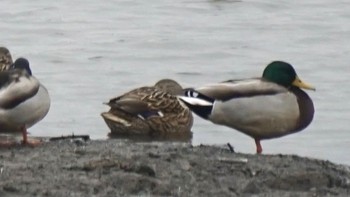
top-left (0, 57), bottom-right (50, 146)
top-left (0, 47), bottom-right (13, 71)
top-left (179, 61), bottom-right (315, 154)
top-left (101, 79), bottom-right (193, 142)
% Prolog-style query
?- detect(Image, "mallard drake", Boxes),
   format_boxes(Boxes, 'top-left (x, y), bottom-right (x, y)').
top-left (179, 61), bottom-right (315, 153)
top-left (0, 57), bottom-right (50, 146)
top-left (101, 79), bottom-right (193, 141)
top-left (0, 47), bottom-right (13, 71)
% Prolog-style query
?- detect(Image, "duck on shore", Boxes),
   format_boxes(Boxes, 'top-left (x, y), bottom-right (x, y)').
top-left (0, 57), bottom-right (50, 146)
top-left (179, 61), bottom-right (315, 153)
top-left (101, 79), bottom-right (193, 141)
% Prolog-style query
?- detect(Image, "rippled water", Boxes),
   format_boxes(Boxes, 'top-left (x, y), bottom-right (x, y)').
top-left (1, 0), bottom-right (349, 165)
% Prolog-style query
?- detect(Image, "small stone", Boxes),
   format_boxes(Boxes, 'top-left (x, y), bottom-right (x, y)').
top-left (148, 152), bottom-right (161, 159)
top-left (3, 185), bottom-right (19, 193)
top-left (178, 160), bottom-right (191, 171)
top-left (135, 165), bottom-right (156, 177)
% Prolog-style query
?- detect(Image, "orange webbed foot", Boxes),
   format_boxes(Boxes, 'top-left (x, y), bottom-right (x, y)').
top-left (21, 138), bottom-right (43, 147)
top-left (21, 127), bottom-right (43, 147)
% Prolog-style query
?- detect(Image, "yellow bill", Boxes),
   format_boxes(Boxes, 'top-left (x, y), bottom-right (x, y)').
top-left (292, 76), bottom-right (316, 91)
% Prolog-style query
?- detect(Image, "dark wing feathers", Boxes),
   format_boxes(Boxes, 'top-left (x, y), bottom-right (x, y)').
top-left (106, 86), bottom-right (174, 119)
top-left (0, 69), bottom-right (40, 109)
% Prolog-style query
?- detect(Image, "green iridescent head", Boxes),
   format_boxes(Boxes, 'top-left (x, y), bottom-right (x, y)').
top-left (263, 61), bottom-right (315, 90)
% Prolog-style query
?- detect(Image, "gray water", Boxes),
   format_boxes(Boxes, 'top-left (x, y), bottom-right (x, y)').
top-left (1, 0), bottom-right (349, 165)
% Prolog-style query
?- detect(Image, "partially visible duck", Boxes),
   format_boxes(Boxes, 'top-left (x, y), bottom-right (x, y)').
top-left (0, 47), bottom-right (13, 71)
top-left (101, 79), bottom-right (193, 141)
top-left (179, 61), bottom-right (315, 153)
top-left (0, 57), bottom-right (50, 146)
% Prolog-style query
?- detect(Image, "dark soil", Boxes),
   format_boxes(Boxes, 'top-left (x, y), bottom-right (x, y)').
top-left (0, 139), bottom-right (349, 197)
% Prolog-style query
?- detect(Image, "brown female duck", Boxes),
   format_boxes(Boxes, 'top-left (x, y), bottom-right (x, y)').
top-left (101, 79), bottom-right (193, 141)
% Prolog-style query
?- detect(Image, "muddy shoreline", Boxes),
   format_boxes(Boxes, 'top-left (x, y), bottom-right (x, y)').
top-left (0, 139), bottom-right (349, 197)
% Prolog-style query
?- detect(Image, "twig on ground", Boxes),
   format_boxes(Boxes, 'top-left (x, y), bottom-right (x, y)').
top-left (227, 143), bottom-right (235, 153)
top-left (49, 134), bottom-right (90, 142)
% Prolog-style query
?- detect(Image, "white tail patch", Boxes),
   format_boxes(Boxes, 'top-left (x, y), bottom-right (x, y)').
top-left (178, 96), bottom-right (213, 106)
top-left (191, 91), bottom-right (199, 97)
top-left (185, 90), bottom-right (198, 97)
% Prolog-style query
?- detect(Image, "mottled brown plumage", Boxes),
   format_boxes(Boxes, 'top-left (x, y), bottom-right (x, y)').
top-left (101, 79), bottom-right (193, 141)
top-left (0, 47), bottom-right (13, 71)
